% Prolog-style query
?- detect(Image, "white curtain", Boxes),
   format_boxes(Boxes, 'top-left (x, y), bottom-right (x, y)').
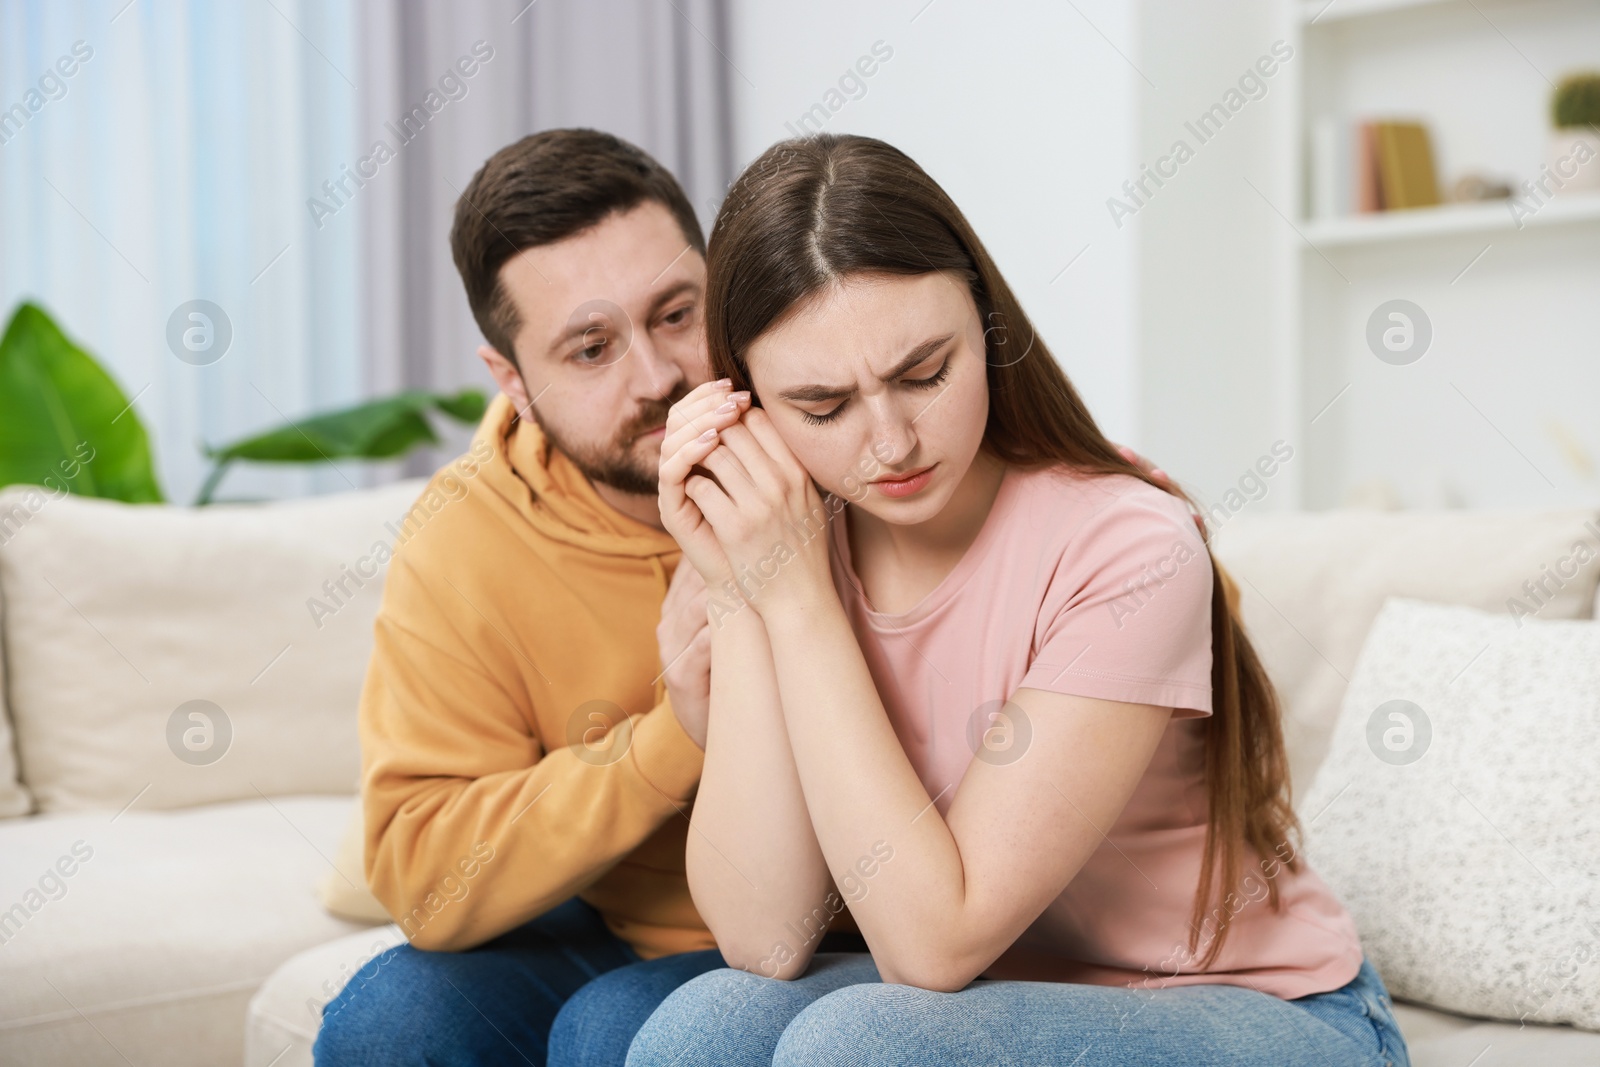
top-left (0, 0), bottom-right (734, 500)
top-left (0, 0), bottom-right (362, 504)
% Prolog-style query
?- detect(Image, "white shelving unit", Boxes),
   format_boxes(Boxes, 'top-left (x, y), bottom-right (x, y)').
top-left (1279, 0), bottom-right (1600, 509)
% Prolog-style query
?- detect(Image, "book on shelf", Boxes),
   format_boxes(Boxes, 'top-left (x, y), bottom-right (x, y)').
top-left (1309, 118), bottom-right (1442, 218)
top-left (1372, 121), bottom-right (1441, 210)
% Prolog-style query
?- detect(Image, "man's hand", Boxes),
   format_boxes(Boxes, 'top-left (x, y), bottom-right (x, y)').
top-left (1115, 443), bottom-right (1169, 485)
top-left (1115, 444), bottom-right (1205, 536)
top-left (658, 558), bottom-right (712, 749)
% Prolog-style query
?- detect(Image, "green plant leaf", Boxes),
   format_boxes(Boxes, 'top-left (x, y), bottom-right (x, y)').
top-left (0, 302), bottom-right (165, 503)
top-left (433, 389), bottom-right (490, 423)
top-left (203, 389), bottom-right (486, 464)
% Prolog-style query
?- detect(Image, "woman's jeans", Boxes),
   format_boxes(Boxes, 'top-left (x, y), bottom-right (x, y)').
top-left (624, 952), bottom-right (1411, 1067)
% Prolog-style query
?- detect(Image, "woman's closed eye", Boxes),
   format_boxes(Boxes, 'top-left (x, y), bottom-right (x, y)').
top-left (799, 357), bottom-right (953, 426)
top-left (905, 357), bottom-right (953, 390)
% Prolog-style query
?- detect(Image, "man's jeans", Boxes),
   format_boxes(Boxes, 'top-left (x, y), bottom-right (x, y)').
top-left (311, 896), bottom-right (725, 1067)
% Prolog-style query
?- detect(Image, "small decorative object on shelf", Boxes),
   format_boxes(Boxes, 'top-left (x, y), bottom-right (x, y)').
top-left (1548, 72), bottom-right (1600, 194)
top-left (1448, 174), bottom-right (1513, 203)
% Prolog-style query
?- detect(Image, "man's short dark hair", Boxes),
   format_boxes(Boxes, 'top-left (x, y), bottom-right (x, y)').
top-left (450, 128), bottom-right (706, 367)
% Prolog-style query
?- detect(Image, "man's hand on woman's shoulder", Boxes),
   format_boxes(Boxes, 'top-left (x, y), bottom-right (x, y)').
top-left (1115, 444), bottom-right (1204, 537)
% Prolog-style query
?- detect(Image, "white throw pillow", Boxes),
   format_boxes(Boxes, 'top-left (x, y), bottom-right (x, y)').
top-left (0, 478), bottom-right (430, 812)
top-left (1300, 597), bottom-right (1600, 1030)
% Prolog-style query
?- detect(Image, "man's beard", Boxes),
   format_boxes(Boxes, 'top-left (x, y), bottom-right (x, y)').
top-left (537, 388), bottom-right (688, 498)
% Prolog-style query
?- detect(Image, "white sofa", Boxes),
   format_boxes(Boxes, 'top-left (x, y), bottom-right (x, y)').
top-left (1, 478), bottom-right (1597, 1066)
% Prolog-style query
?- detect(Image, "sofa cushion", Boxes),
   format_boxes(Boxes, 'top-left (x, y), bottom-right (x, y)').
top-left (0, 794), bottom-right (368, 1066)
top-left (1209, 510), bottom-right (1600, 805)
top-left (0, 478), bottom-right (429, 812)
top-left (245, 924), bottom-right (406, 1067)
top-left (1392, 998), bottom-right (1600, 1066)
top-left (1301, 599), bottom-right (1600, 1031)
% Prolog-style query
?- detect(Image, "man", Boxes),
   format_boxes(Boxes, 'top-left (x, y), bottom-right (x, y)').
top-left (313, 128), bottom-right (743, 1066)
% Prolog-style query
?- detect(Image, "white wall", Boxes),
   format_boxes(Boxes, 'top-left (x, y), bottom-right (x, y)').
top-left (1132, 0), bottom-right (1298, 515)
top-left (726, 0), bottom-right (1143, 443)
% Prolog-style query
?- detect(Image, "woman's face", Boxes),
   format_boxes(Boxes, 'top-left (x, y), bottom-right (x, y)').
top-left (743, 270), bottom-right (990, 526)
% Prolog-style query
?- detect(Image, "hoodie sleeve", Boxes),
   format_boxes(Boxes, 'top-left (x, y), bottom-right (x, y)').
top-left (358, 555), bottom-right (706, 953)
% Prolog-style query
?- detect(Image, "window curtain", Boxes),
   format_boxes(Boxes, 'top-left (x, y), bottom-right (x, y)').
top-left (0, 0), bottom-right (362, 504)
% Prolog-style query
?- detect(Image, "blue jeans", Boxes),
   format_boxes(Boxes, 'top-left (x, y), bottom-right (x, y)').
top-left (311, 897), bottom-right (726, 1066)
top-left (624, 952), bottom-right (1412, 1067)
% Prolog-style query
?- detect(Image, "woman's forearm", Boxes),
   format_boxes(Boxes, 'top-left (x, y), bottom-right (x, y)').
top-left (761, 598), bottom-right (977, 986)
top-left (686, 599), bottom-right (835, 978)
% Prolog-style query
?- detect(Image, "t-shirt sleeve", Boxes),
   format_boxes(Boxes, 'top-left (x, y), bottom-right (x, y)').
top-left (1018, 482), bottom-right (1213, 718)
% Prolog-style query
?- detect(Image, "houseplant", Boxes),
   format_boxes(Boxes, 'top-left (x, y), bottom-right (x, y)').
top-left (0, 302), bottom-right (485, 506)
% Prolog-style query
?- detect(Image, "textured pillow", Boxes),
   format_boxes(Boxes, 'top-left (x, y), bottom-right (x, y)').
top-left (1300, 597), bottom-right (1600, 1030)
top-left (0, 478), bottom-right (429, 812)
top-left (1210, 510), bottom-right (1600, 806)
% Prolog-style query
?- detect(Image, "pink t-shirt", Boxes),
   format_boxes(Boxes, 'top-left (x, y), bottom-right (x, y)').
top-left (825, 462), bottom-right (1364, 999)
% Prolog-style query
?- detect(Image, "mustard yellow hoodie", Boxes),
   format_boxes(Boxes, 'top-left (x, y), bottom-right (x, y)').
top-left (359, 392), bottom-right (714, 958)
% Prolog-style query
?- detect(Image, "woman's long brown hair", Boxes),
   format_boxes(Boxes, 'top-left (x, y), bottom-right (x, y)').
top-left (703, 133), bottom-right (1299, 971)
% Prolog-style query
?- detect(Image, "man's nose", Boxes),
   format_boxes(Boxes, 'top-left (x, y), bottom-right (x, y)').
top-left (627, 332), bottom-right (683, 400)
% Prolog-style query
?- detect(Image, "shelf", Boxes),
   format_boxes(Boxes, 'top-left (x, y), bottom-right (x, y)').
top-left (1299, 190), bottom-right (1600, 247)
top-left (1298, 0), bottom-right (1456, 25)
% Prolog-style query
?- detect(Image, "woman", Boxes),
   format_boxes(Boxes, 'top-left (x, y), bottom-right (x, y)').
top-left (639, 133), bottom-right (1409, 1066)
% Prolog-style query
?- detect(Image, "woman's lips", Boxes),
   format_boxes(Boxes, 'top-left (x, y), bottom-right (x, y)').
top-left (871, 463), bottom-right (935, 498)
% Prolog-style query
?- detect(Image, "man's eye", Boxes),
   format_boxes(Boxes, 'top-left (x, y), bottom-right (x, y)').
top-left (661, 305), bottom-right (694, 327)
top-left (575, 341), bottom-right (608, 363)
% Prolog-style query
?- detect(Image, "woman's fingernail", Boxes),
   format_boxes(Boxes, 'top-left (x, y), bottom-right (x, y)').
top-left (715, 377), bottom-right (732, 387)
top-left (729, 391), bottom-right (751, 404)
top-left (716, 400), bottom-right (737, 414)
top-left (698, 427), bottom-right (717, 441)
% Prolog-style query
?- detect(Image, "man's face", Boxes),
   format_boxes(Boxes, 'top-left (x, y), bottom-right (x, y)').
top-left (484, 201), bottom-right (711, 496)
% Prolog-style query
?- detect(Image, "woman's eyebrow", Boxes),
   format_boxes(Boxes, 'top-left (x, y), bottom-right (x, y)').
top-left (776, 332), bottom-right (956, 403)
